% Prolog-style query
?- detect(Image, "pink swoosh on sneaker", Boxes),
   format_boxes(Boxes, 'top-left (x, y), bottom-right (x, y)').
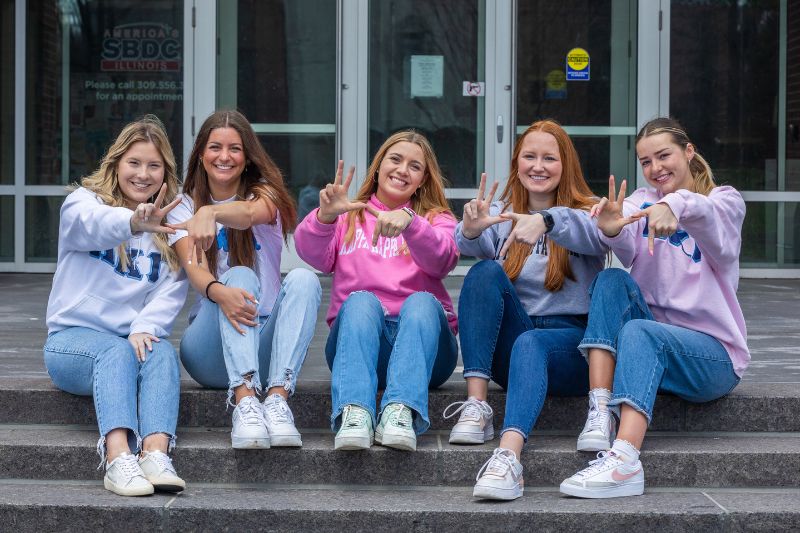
top-left (611, 467), bottom-right (642, 482)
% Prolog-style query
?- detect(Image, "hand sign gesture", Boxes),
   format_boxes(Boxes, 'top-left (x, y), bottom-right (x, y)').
top-left (461, 173), bottom-right (504, 239)
top-left (497, 211), bottom-right (548, 259)
top-left (129, 183), bottom-right (181, 234)
top-left (591, 175), bottom-right (633, 238)
top-left (366, 205), bottom-right (414, 246)
top-left (317, 160), bottom-right (369, 224)
top-left (630, 202), bottom-right (678, 256)
top-left (165, 203), bottom-right (218, 266)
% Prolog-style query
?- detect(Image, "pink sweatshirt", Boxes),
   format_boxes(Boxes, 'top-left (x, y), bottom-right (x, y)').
top-left (294, 194), bottom-right (459, 333)
top-left (605, 185), bottom-right (749, 376)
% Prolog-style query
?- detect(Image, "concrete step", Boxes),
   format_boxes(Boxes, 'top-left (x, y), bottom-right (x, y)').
top-left (1, 425), bottom-right (798, 488)
top-left (2, 378), bottom-right (799, 433)
top-left (0, 481), bottom-right (798, 532)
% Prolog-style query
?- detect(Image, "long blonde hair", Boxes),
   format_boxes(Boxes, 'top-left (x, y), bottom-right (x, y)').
top-left (636, 117), bottom-right (716, 195)
top-left (500, 119), bottom-right (597, 291)
top-left (344, 130), bottom-right (453, 244)
top-left (80, 114), bottom-right (180, 270)
top-left (183, 110), bottom-right (297, 276)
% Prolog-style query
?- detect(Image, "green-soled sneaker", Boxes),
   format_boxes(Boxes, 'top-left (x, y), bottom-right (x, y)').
top-left (334, 404), bottom-right (374, 450)
top-left (375, 403), bottom-right (416, 451)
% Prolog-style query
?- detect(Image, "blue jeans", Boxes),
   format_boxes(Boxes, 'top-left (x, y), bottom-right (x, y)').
top-left (181, 266), bottom-right (321, 401)
top-left (44, 326), bottom-right (180, 453)
top-left (325, 291), bottom-right (458, 434)
top-left (459, 260), bottom-right (589, 439)
top-left (578, 268), bottom-right (740, 422)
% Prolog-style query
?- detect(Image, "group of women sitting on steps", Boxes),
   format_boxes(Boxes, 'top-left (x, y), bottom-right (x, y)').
top-left (43, 110), bottom-right (748, 501)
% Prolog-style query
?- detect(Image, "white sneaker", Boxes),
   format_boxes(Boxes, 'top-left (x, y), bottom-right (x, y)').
top-left (375, 403), bottom-right (416, 451)
top-left (263, 393), bottom-right (302, 447)
top-left (473, 448), bottom-right (524, 500)
top-left (138, 450), bottom-right (186, 492)
top-left (560, 450), bottom-right (645, 498)
top-left (444, 396), bottom-right (494, 444)
top-left (335, 404), bottom-right (374, 450)
top-left (231, 395), bottom-right (270, 449)
top-left (577, 394), bottom-right (616, 451)
top-left (103, 452), bottom-right (154, 497)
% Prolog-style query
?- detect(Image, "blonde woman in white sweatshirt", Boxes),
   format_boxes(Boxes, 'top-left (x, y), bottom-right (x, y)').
top-left (44, 115), bottom-right (188, 497)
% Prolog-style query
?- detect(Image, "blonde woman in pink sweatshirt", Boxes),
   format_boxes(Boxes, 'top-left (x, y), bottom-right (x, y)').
top-left (560, 117), bottom-right (749, 499)
top-left (294, 130), bottom-right (459, 452)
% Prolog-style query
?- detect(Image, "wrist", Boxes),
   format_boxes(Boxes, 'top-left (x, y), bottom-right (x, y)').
top-left (461, 226), bottom-right (481, 240)
top-left (316, 208), bottom-right (338, 224)
top-left (205, 279), bottom-right (224, 303)
top-left (538, 210), bottom-right (555, 233)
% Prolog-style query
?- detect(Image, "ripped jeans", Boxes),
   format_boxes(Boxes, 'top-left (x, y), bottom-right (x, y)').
top-left (180, 266), bottom-right (321, 401)
top-left (44, 326), bottom-right (180, 459)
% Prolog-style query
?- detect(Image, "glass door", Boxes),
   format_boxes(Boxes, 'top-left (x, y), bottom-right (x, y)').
top-left (515, 0), bottom-right (638, 196)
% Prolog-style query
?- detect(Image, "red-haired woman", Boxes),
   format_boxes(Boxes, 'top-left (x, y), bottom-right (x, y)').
top-left (446, 120), bottom-right (607, 500)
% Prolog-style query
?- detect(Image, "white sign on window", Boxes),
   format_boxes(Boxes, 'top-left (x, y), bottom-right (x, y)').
top-left (410, 55), bottom-right (444, 98)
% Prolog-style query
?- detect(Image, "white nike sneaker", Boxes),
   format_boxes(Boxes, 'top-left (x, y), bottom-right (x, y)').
top-left (473, 448), bottom-right (524, 500)
top-left (103, 452), bottom-right (154, 497)
top-left (560, 450), bottom-right (645, 498)
top-left (444, 396), bottom-right (494, 444)
top-left (262, 393), bottom-right (303, 447)
top-left (138, 450), bottom-right (185, 492)
top-left (576, 392), bottom-right (617, 452)
top-left (231, 395), bottom-right (270, 449)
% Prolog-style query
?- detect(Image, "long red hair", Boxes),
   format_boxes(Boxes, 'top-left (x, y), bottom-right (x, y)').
top-left (499, 119), bottom-right (597, 291)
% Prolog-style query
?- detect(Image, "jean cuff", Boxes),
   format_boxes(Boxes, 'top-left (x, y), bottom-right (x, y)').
top-left (227, 373), bottom-right (261, 407)
top-left (499, 426), bottom-right (528, 443)
top-left (608, 394), bottom-right (652, 424)
top-left (379, 399), bottom-right (429, 435)
top-left (577, 339), bottom-right (617, 361)
top-left (267, 369), bottom-right (296, 396)
top-left (462, 368), bottom-right (491, 380)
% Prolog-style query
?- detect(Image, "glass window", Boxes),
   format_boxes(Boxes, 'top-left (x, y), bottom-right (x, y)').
top-left (25, 196), bottom-right (63, 262)
top-left (369, 0), bottom-right (482, 189)
top-left (0, 196), bottom-right (12, 261)
top-left (26, 0), bottom-right (184, 186)
top-left (788, 1), bottom-right (800, 191)
top-left (218, 0), bottom-right (336, 222)
top-left (670, 0), bottom-right (779, 191)
top-left (741, 202), bottom-right (800, 267)
top-left (1, 0), bottom-right (13, 185)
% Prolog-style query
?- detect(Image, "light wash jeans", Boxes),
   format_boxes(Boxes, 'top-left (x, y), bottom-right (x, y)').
top-left (578, 268), bottom-right (740, 422)
top-left (44, 326), bottom-right (180, 456)
top-left (325, 291), bottom-right (458, 434)
top-left (180, 266), bottom-right (321, 401)
top-left (458, 259), bottom-right (589, 440)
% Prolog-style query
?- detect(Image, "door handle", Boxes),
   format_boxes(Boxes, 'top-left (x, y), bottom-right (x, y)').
top-left (496, 115), bottom-right (504, 143)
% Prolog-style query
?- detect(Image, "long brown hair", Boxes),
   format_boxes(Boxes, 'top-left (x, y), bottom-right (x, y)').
top-left (344, 130), bottom-right (453, 244)
top-left (636, 117), bottom-right (716, 195)
top-left (183, 110), bottom-right (297, 275)
top-left (80, 114), bottom-right (180, 270)
top-left (500, 119), bottom-right (597, 291)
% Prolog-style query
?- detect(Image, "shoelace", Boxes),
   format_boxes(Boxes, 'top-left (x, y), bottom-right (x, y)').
top-left (343, 405), bottom-right (368, 428)
top-left (113, 453), bottom-right (144, 479)
top-left (585, 407), bottom-right (611, 431)
top-left (443, 398), bottom-right (493, 421)
top-left (264, 396), bottom-right (292, 424)
top-left (574, 450), bottom-right (623, 479)
top-left (476, 449), bottom-right (516, 481)
top-left (142, 450), bottom-right (177, 475)
top-left (385, 404), bottom-right (412, 428)
top-left (237, 397), bottom-right (266, 425)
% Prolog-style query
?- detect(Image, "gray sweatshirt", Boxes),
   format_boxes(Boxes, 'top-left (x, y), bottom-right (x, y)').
top-left (455, 202), bottom-right (607, 317)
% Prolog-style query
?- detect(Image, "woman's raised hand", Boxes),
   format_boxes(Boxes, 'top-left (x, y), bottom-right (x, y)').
top-left (461, 173), bottom-right (503, 239)
top-left (497, 212), bottom-right (547, 259)
top-left (317, 160), bottom-right (369, 224)
top-left (366, 205), bottom-right (414, 246)
top-left (592, 175), bottom-right (633, 238)
top-left (129, 183), bottom-right (181, 234)
top-left (166, 203), bottom-right (218, 266)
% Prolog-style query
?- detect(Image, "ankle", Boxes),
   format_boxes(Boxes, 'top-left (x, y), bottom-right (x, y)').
top-left (611, 438), bottom-right (640, 463)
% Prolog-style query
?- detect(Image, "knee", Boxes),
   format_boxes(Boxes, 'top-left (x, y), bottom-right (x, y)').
top-left (616, 320), bottom-right (659, 364)
top-left (148, 341), bottom-right (179, 371)
top-left (590, 268), bottom-right (635, 296)
top-left (284, 268), bottom-right (322, 301)
top-left (510, 330), bottom-right (549, 364)
top-left (400, 292), bottom-right (441, 325)
top-left (220, 266), bottom-right (259, 292)
top-left (339, 291), bottom-right (384, 324)
top-left (463, 260), bottom-right (504, 291)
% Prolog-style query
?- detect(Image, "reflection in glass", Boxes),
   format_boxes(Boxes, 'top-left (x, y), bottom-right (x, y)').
top-left (26, 0), bottom-right (183, 186)
top-left (257, 134), bottom-right (335, 223)
top-left (25, 196), bottom-right (64, 262)
top-left (369, 0), bottom-right (481, 189)
top-left (787, 1), bottom-right (800, 191)
top-left (670, 0), bottom-right (779, 191)
top-left (0, 196), bottom-right (12, 261)
top-left (516, 0), bottom-right (636, 128)
top-left (1, 0), bottom-right (13, 185)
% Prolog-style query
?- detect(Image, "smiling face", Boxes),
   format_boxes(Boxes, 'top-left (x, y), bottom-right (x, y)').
top-left (516, 130), bottom-right (562, 210)
top-left (636, 132), bottom-right (696, 194)
top-left (375, 141), bottom-right (427, 208)
top-left (202, 127), bottom-right (247, 198)
top-left (116, 141), bottom-right (165, 209)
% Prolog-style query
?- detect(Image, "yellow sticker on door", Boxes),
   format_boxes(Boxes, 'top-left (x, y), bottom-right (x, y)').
top-left (566, 48), bottom-right (590, 81)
